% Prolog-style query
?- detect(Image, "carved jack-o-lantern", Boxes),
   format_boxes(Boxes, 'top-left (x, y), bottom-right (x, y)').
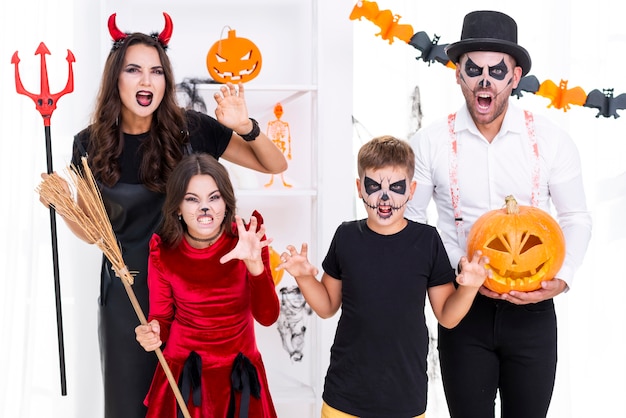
top-left (206, 29), bottom-right (262, 83)
top-left (467, 195), bottom-right (566, 294)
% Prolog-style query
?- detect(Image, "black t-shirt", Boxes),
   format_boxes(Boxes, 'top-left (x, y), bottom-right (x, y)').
top-left (321, 219), bottom-right (454, 417)
top-left (72, 109), bottom-right (232, 183)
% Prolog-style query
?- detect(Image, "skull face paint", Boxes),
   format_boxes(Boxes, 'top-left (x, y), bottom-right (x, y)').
top-left (361, 174), bottom-right (409, 220)
top-left (457, 51), bottom-right (520, 126)
top-left (460, 55), bottom-right (512, 92)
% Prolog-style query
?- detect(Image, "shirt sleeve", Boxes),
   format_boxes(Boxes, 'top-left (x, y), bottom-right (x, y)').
top-left (549, 175), bottom-right (592, 288)
top-left (406, 130), bottom-right (435, 224)
top-left (542, 121), bottom-right (593, 288)
top-left (186, 110), bottom-right (233, 158)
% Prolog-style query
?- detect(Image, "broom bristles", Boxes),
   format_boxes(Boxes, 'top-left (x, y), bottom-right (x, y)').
top-left (35, 157), bottom-right (192, 418)
top-left (36, 156), bottom-right (133, 285)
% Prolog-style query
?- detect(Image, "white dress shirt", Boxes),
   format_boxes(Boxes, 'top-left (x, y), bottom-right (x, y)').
top-left (406, 103), bottom-right (592, 288)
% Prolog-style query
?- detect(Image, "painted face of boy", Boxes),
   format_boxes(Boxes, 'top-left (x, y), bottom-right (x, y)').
top-left (358, 167), bottom-right (412, 221)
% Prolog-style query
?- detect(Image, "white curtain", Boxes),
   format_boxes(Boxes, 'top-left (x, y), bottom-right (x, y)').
top-left (0, 1), bottom-right (103, 417)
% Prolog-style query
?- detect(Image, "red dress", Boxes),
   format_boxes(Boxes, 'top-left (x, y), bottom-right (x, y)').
top-left (144, 218), bottom-right (279, 418)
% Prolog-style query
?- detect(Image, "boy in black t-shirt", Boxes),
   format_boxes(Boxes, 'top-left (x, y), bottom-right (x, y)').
top-left (277, 135), bottom-right (490, 417)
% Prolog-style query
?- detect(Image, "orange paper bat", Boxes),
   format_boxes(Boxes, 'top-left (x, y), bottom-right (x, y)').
top-left (350, 0), bottom-right (413, 44)
top-left (536, 79), bottom-right (587, 112)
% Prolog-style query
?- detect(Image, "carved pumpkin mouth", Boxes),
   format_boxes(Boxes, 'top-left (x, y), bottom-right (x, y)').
top-left (495, 261), bottom-right (547, 279)
top-left (211, 60), bottom-right (259, 82)
top-left (486, 260), bottom-right (553, 291)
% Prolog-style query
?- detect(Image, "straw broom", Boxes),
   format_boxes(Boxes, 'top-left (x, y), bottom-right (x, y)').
top-left (36, 156), bottom-right (192, 418)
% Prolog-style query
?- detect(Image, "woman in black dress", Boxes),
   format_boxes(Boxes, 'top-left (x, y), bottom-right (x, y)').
top-left (44, 13), bottom-right (286, 418)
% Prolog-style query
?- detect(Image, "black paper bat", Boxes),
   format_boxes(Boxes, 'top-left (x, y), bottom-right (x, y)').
top-left (408, 31), bottom-right (450, 66)
top-left (511, 75), bottom-right (540, 98)
top-left (583, 88), bottom-right (626, 118)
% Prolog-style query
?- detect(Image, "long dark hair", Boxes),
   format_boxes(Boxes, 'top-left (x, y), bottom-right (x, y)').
top-left (159, 153), bottom-right (237, 249)
top-left (87, 32), bottom-right (187, 192)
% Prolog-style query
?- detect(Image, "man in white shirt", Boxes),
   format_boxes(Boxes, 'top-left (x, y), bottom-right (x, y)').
top-left (405, 10), bottom-right (592, 418)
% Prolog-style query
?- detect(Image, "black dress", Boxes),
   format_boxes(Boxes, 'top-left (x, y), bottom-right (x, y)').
top-left (72, 110), bottom-right (232, 418)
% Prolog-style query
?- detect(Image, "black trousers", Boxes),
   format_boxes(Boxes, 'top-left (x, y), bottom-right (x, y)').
top-left (438, 294), bottom-right (557, 418)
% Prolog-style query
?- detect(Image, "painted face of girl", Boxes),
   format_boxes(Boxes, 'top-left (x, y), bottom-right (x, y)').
top-left (179, 174), bottom-right (227, 240)
top-left (359, 167), bottom-right (410, 221)
top-left (457, 51), bottom-right (520, 125)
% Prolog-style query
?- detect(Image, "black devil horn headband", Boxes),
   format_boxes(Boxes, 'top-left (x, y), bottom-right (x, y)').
top-left (108, 12), bottom-right (173, 51)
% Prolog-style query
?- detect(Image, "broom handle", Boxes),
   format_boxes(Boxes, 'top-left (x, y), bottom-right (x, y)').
top-left (121, 279), bottom-right (192, 418)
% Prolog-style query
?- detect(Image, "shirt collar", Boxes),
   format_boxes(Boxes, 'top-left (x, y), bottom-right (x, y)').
top-left (456, 102), bottom-right (526, 140)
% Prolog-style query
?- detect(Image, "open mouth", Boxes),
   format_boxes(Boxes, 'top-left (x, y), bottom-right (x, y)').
top-left (197, 214), bottom-right (214, 225)
top-left (377, 204), bottom-right (393, 219)
top-left (136, 91), bottom-right (153, 107)
top-left (477, 92), bottom-right (492, 112)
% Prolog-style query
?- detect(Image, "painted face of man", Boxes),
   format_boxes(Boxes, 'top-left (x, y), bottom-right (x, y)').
top-left (456, 51), bottom-right (521, 126)
top-left (359, 168), bottom-right (410, 220)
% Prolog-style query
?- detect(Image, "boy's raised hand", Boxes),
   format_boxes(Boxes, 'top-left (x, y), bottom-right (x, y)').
top-left (277, 243), bottom-right (319, 278)
top-left (456, 250), bottom-right (490, 289)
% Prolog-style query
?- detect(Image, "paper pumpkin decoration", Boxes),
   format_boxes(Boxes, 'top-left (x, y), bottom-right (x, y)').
top-left (467, 195), bottom-right (566, 294)
top-left (206, 29), bottom-right (262, 83)
top-left (268, 246), bottom-right (285, 286)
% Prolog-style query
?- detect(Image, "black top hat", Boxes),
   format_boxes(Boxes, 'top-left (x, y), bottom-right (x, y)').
top-left (445, 10), bottom-right (531, 76)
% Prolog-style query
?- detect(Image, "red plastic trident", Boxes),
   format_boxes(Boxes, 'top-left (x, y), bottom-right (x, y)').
top-left (12, 43), bottom-right (75, 125)
top-left (12, 42), bottom-right (75, 396)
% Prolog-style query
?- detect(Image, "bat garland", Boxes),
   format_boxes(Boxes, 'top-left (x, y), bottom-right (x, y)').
top-left (350, 0), bottom-right (626, 119)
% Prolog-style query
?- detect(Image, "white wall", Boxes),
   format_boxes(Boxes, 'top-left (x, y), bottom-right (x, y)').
top-left (1, 0), bottom-right (625, 417)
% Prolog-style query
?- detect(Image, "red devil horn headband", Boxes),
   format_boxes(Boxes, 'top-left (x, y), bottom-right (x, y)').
top-left (108, 12), bottom-right (173, 50)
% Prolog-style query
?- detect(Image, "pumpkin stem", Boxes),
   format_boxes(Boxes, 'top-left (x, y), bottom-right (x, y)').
top-left (504, 195), bottom-right (520, 214)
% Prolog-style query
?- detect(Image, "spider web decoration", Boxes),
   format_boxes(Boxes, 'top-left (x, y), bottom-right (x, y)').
top-left (176, 77), bottom-right (216, 112)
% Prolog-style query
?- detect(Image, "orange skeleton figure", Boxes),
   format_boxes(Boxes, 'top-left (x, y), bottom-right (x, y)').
top-left (265, 103), bottom-right (292, 188)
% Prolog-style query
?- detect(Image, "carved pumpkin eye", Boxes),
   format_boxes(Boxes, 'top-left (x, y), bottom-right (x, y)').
top-left (520, 234), bottom-right (542, 253)
top-left (486, 233), bottom-right (542, 253)
top-left (467, 195), bottom-right (565, 294)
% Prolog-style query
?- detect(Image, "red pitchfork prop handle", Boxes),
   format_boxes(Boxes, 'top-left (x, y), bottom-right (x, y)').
top-left (12, 42), bottom-right (75, 396)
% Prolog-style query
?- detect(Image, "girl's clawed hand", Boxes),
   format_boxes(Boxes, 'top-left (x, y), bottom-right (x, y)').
top-left (220, 215), bottom-right (272, 264)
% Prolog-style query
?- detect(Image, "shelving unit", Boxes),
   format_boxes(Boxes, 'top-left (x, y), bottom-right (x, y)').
top-left (175, 0), bottom-right (324, 410)
top-left (105, 1), bottom-right (354, 415)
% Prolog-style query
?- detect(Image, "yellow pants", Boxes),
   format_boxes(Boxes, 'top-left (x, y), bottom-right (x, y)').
top-left (321, 401), bottom-right (425, 418)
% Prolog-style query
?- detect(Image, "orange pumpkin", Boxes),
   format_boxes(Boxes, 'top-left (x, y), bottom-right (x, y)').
top-left (467, 195), bottom-right (565, 294)
top-left (206, 29), bottom-right (262, 83)
top-left (268, 246), bottom-right (285, 286)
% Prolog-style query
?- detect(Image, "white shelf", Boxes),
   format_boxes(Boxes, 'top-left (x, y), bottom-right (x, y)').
top-left (236, 188), bottom-right (316, 198)
top-left (195, 83), bottom-right (317, 92)
top-left (192, 83), bottom-right (317, 114)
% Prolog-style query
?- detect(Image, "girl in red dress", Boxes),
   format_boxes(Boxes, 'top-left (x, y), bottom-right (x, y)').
top-left (135, 153), bottom-right (279, 417)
